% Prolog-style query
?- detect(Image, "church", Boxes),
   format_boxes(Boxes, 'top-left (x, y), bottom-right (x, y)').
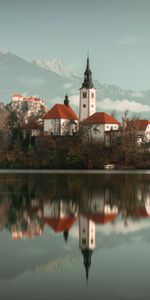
top-left (43, 56), bottom-right (120, 141)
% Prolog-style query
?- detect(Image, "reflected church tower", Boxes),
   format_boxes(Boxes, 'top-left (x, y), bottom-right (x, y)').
top-left (79, 56), bottom-right (96, 121)
top-left (79, 215), bottom-right (96, 281)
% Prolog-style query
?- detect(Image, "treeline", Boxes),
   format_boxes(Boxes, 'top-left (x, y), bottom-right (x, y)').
top-left (0, 173), bottom-right (149, 231)
top-left (1, 132), bottom-right (150, 169)
top-left (0, 104), bottom-right (150, 169)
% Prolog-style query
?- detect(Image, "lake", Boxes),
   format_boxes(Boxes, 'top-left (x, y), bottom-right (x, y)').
top-left (0, 172), bottom-right (150, 300)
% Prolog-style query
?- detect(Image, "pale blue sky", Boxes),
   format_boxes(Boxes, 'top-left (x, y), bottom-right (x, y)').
top-left (0, 0), bottom-right (150, 90)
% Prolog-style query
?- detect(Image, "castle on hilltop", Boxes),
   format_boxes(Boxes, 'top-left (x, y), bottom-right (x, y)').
top-left (11, 94), bottom-right (47, 120)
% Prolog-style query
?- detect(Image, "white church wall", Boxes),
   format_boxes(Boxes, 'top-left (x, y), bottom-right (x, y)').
top-left (79, 216), bottom-right (96, 250)
top-left (44, 119), bottom-right (60, 135)
top-left (104, 124), bottom-right (119, 131)
top-left (44, 118), bottom-right (78, 136)
top-left (79, 88), bottom-right (96, 121)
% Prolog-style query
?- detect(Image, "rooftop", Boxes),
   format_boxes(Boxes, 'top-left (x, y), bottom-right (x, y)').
top-left (82, 112), bottom-right (120, 125)
top-left (44, 104), bottom-right (78, 120)
top-left (43, 217), bottom-right (77, 232)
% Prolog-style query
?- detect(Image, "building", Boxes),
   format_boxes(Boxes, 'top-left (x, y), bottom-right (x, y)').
top-left (79, 215), bottom-right (95, 281)
top-left (88, 204), bottom-right (118, 225)
top-left (43, 199), bottom-right (78, 242)
top-left (80, 112), bottom-right (120, 144)
top-left (43, 95), bottom-right (79, 136)
top-left (10, 209), bottom-right (43, 240)
top-left (126, 119), bottom-right (150, 144)
top-left (79, 56), bottom-right (96, 122)
top-left (11, 94), bottom-right (47, 120)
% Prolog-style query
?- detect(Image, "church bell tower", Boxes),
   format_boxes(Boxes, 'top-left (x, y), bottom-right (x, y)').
top-left (79, 56), bottom-right (96, 121)
top-left (79, 215), bottom-right (96, 281)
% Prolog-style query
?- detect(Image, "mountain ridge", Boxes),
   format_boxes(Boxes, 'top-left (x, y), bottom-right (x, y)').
top-left (0, 50), bottom-right (150, 116)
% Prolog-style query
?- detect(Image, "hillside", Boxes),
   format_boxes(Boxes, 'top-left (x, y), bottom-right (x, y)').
top-left (0, 50), bottom-right (150, 116)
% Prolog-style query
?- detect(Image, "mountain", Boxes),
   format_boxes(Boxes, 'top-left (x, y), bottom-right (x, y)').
top-left (0, 50), bottom-right (150, 116)
top-left (0, 50), bottom-right (75, 103)
top-left (31, 58), bottom-right (79, 78)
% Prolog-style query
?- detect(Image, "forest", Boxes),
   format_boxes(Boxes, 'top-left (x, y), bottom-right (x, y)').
top-left (0, 103), bottom-right (150, 169)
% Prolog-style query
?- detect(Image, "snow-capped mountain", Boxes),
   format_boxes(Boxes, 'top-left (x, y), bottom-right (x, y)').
top-left (0, 50), bottom-right (74, 103)
top-left (31, 58), bottom-right (79, 78)
top-left (0, 49), bottom-right (150, 116)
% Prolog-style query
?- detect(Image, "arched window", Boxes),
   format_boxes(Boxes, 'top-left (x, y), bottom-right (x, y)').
top-left (83, 92), bottom-right (87, 98)
top-left (82, 238), bottom-right (86, 245)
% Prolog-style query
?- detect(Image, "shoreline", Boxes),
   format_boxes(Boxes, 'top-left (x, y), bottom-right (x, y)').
top-left (0, 169), bottom-right (150, 174)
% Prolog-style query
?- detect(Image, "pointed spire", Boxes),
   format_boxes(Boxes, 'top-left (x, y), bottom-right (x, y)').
top-left (82, 249), bottom-right (93, 283)
top-left (64, 94), bottom-right (69, 107)
top-left (82, 56), bottom-right (94, 89)
top-left (86, 54), bottom-right (90, 71)
top-left (63, 230), bottom-right (69, 243)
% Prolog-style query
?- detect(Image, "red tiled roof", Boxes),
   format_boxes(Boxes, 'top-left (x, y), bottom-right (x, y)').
top-left (126, 119), bottom-right (150, 131)
top-left (126, 207), bottom-right (150, 218)
top-left (23, 97), bottom-right (33, 101)
top-left (128, 208), bottom-right (150, 218)
top-left (44, 217), bottom-right (77, 232)
top-left (137, 120), bottom-right (150, 130)
top-left (138, 208), bottom-right (150, 217)
top-left (88, 213), bottom-right (118, 224)
top-left (44, 104), bottom-right (78, 120)
top-left (82, 112), bottom-right (120, 125)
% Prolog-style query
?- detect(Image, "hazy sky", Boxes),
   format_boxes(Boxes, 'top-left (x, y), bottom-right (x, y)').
top-left (0, 0), bottom-right (150, 90)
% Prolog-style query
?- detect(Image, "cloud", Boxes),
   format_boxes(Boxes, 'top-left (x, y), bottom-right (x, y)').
top-left (22, 91), bottom-right (40, 97)
top-left (69, 226), bottom-right (79, 239)
top-left (118, 36), bottom-right (138, 45)
top-left (130, 91), bottom-right (144, 98)
top-left (69, 95), bottom-right (79, 107)
top-left (69, 219), bottom-right (150, 238)
top-left (97, 98), bottom-right (150, 112)
top-left (63, 83), bottom-right (73, 89)
top-left (97, 219), bottom-right (150, 235)
top-left (48, 95), bottom-right (79, 108)
top-left (49, 96), bottom-right (62, 106)
top-left (46, 94), bottom-right (149, 114)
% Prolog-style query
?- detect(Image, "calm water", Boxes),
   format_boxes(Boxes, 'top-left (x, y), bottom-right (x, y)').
top-left (0, 172), bottom-right (150, 300)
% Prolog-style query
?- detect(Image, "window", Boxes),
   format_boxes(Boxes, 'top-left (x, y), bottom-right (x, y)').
top-left (91, 239), bottom-right (94, 244)
top-left (91, 93), bottom-right (94, 98)
top-left (83, 92), bottom-right (87, 98)
top-left (91, 105), bottom-right (94, 108)
top-left (82, 229), bottom-right (85, 233)
top-left (83, 104), bottom-right (86, 108)
top-left (82, 238), bottom-right (86, 245)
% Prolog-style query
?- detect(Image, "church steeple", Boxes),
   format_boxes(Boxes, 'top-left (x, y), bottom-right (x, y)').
top-left (63, 230), bottom-right (69, 242)
top-left (82, 56), bottom-right (94, 89)
top-left (79, 216), bottom-right (95, 282)
top-left (79, 56), bottom-right (96, 121)
top-left (82, 249), bottom-right (93, 282)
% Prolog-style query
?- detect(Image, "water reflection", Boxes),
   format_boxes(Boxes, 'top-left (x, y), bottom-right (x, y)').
top-left (0, 173), bottom-right (150, 282)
